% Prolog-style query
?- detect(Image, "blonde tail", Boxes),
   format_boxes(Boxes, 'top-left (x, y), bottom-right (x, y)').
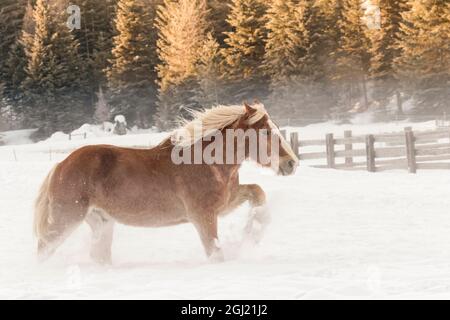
top-left (33, 165), bottom-right (57, 240)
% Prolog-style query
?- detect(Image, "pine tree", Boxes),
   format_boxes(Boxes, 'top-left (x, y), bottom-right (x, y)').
top-left (94, 87), bottom-right (111, 123)
top-left (72, 0), bottom-right (117, 93)
top-left (19, 1), bottom-right (36, 59)
top-left (0, 0), bottom-right (28, 99)
top-left (263, 0), bottom-right (337, 119)
top-left (307, 0), bottom-right (342, 81)
top-left (21, 0), bottom-right (89, 138)
top-left (369, 0), bottom-right (408, 113)
top-left (196, 32), bottom-right (222, 108)
top-left (0, 83), bottom-right (7, 132)
top-left (263, 0), bottom-right (309, 116)
top-left (290, 0), bottom-right (344, 119)
top-left (207, 0), bottom-right (231, 45)
top-left (221, 0), bottom-right (268, 102)
top-left (306, 1), bottom-right (344, 115)
top-left (263, 0), bottom-right (308, 84)
top-left (154, 0), bottom-right (209, 130)
top-left (334, 0), bottom-right (371, 112)
top-left (4, 1), bottom-right (36, 109)
top-left (4, 42), bottom-right (27, 101)
top-left (395, 0), bottom-right (450, 114)
top-left (0, 82), bottom-right (20, 130)
top-left (0, 0), bottom-right (27, 67)
top-left (107, 0), bottom-right (159, 128)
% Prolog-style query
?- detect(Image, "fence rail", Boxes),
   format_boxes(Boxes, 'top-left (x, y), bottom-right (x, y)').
top-left (4, 127), bottom-right (450, 173)
top-left (284, 127), bottom-right (450, 173)
top-left (68, 132), bottom-right (87, 140)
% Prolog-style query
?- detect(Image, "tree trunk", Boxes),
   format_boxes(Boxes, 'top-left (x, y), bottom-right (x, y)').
top-left (396, 90), bottom-right (403, 115)
top-left (361, 74), bottom-right (369, 111)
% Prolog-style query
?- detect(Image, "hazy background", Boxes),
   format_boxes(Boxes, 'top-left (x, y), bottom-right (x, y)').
top-left (0, 0), bottom-right (449, 139)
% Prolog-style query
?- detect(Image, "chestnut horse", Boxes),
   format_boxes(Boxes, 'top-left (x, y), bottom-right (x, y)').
top-left (34, 103), bottom-right (299, 263)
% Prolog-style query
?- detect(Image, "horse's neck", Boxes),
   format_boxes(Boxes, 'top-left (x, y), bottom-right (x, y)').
top-left (215, 130), bottom-right (242, 178)
top-left (153, 131), bottom-right (244, 170)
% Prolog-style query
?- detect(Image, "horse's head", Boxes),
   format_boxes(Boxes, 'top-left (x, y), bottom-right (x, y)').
top-left (234, 102), bottom-right (299, 176)
top-left (170, 102), bottom-right (299, 174)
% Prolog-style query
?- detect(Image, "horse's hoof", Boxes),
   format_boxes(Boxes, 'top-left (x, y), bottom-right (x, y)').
top-left (252, 206), bottom-right (271, 225)
top-left (90, 253), bottom-right (112, 266)
top-left (244, 222), bottom-right (264, 245)
top-left (243, 206), bottom-right (271, 245)
top-left (209, 249), bottom-right (225, 263)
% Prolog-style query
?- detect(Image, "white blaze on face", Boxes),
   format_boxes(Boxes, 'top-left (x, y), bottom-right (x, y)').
top-left (268, 120), bottom-right (299, 165)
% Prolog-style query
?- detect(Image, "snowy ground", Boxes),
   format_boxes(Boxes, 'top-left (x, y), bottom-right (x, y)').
top-left (2, 121), bottom-right (450, 299)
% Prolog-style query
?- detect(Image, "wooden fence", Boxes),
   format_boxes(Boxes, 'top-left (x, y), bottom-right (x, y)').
top-left (68, 132), bottom-right (87, 140)
top-left (283, 127), bottom-right (450, 173)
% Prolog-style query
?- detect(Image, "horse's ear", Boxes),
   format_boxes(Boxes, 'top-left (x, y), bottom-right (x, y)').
top-left (244, 102), bottom-right (257, 116)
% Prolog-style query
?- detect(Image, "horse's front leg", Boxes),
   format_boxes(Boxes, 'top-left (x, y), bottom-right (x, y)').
top-left (224, 184), bottom-right (270, 242)
top-left (189, 211), bottom-right (224, 262)
top-left (240, 184), bottom-right (270, 242)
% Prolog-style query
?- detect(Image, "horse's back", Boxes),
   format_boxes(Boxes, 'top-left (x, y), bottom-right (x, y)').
top-left (59, 144), bottom-right (163, 178)
top-left (50, 144), bottom-right (187, 227)
top-left (54, 145), bottom-right (136, 189)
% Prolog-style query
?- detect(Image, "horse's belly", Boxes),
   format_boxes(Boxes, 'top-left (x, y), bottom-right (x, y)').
top-left (95, 194), bottom-right (188, 228)
top-left (117, 211), bottom-right (189, 227)
top-left (110, 207), bottom-right (188, 227)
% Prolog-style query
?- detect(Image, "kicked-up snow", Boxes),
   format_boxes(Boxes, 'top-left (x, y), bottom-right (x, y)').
top-left (2, 122), bottom-right (450, 299)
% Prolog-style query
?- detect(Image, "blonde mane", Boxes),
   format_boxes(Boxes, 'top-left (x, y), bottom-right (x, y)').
top-left (171, 104), bottom-right (268, 147)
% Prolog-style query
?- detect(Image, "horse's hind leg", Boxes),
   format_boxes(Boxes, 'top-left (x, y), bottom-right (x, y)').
top-left (85, 209), bottom-right (114, 265)
top-left (38, 202), bottom-right (87, 262)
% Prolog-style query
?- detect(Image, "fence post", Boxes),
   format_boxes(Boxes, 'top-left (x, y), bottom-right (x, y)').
top-left (69, 133), bottom-right (72, 141)
top-left (290, 132), bottom-right (299, 157)
top-left (404, 127), bottom-right (416, 174)
top-left (365, 134), bottom-right (375, 172)
top-left (12, 149), bottom-right (17, 161)
top-left (344, 130), bottom-right (353, 166)
top-left (84, 132), bottom-right (87, 139)
top-left (326, 133), bottom-right (335, 168)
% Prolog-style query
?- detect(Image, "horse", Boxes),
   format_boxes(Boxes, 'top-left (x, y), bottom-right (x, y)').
top-left (33, 102), bottom-right (299, 264)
